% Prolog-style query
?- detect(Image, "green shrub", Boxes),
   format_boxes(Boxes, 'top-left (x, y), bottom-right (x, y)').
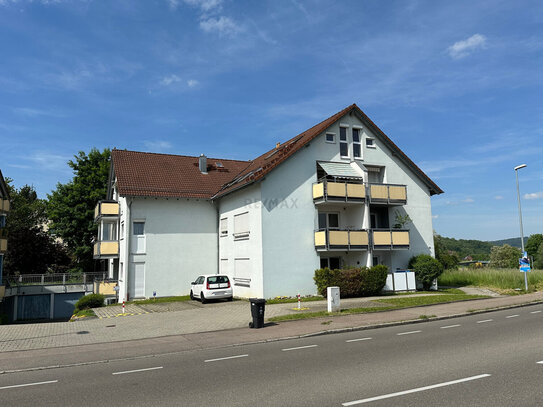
top-left (75, 293), bottom-right (105, 311)
top-left (409, 254), bottom-right (444, 290)
top-left (313, 265), bottom-right (389, 297)
top-left (0, 313), bottom-right (9, 325)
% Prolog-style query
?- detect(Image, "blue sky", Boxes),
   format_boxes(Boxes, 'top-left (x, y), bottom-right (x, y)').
top-left (0, 0), bottom-right (542, 241)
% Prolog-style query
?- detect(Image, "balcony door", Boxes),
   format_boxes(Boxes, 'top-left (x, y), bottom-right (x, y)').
top-left (318, 212), bottom-right (339, 230)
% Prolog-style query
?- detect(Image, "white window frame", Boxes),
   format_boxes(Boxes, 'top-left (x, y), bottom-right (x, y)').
top-left (366, 137), bottom-right (376, 149)
top-left (131, 220), bottom-right (146, 254)
top-left (220, 217), bottom-right (228, 237)
top-left (318, 211), bottom-right (340, 230)
top-left (339, 125), bottom-right (349, 159)
top-left (325, 132), bottom-right (336, 144)
top-left (352, 127), bottom-right (362, 160)
top-left (233, 212), bottom-right (250, 239)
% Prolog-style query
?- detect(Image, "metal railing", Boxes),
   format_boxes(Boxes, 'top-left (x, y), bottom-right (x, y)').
top-left (2, 272), bottom-right (108, 286)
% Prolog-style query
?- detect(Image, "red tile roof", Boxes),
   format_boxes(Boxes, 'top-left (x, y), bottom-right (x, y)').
top-left (112, 104), bottom-right (443, 199)
top-left (111, 150), bottom-right (250, 199)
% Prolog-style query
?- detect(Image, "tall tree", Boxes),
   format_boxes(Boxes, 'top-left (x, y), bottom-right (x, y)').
top-left (4, 182), bottom-right (71, 275)
top-left (47, 148), bottom-right (111, 273)
top-left (526, 234), bottom-right (543, 257)
top-left (489, 244), bottom-right (522, 269)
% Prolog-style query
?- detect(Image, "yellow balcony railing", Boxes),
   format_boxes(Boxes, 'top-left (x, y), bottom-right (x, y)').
top-left (315, 229), bottom-right (369, 251)
top-left (369, 184), bottom-right (407, 205)
top-left (0, 285), bottom-right (5, 298)
top-left (313, 180), bottom-right (365, 203)
top-left (94, 201), bottom-right (119, 221)
top-left (0, 199), bottom-right (10, 212)
top-left (0, 237), bottom-right (7, 253)
top-left (372, 229), bottom-right (410, 250)
top-left (93, 241), bottom-right (119, 259)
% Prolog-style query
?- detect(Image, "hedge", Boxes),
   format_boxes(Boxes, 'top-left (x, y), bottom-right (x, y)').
top-left (409, 254), bottom-right (444, 290)
top-left (314, 265), bottom-right (389, 298)
top-left (75, 293), bottom-right (105, 311)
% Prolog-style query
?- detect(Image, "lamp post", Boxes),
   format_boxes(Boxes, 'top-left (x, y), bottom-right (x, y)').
top-left (514, 164), bottom-right (527, 291)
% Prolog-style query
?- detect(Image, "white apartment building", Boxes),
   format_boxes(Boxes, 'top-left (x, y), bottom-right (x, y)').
top-left (94, 104), bottom-right (443, 301)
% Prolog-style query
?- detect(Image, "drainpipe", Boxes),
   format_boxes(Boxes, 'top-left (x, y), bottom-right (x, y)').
top-left (363, 169), bottom-right (372, 268)
top-left (214, 199), bottom-right (220, 274)
top-left (120, 197), bottom-right (132, 302)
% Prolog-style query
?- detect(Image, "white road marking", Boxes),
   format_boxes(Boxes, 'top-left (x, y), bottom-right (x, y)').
top-left (506, 315), bottom-right (519, 319)
top-left (0, 380), bottom-right (58, 390)
top-left (396, 330), bottom-right (421, 336)
top-left (342, 374), bottom-right (491, 406)
top-left (204, 354), bottom-right (248, 363)
top-left (346, 337), bottom-right (372, 343)
top-left (440, 324), bottom-right (461, 329)
top-left (537, 361), bottom-right (543, 365)
top-left (112, 366), bottom-right (163, 375)
top-left (477, 319), bottom-right (493, 324)
top-left (282, 345), bottom-right (318, 352)
top-left (531, 310), bottom-right (542, 314)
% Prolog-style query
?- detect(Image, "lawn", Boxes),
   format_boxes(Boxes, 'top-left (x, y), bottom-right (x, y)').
top-left (438, 267), bottom-right (543, 293)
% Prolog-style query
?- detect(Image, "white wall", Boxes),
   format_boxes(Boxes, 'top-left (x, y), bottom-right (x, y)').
top-left (119, 197), bottom-right (218, 299)
top-left (218, 183), bottom-right (264, 298)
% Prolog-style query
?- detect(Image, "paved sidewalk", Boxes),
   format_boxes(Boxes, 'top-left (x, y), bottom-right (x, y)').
top-left (0, 289), bottom-right (537, 356)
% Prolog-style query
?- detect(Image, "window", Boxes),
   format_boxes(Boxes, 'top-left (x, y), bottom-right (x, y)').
top-left (318, 212), bottom-right (339, 229)
top-left (220, 218), bottom-right (228, 236)
top-left (234, 212), bottom-right (249, 238)
top-left (366, 138), bottom-right (376, 148)
top-left (102, 222), bottom-right (117, 241)
top-left (325, 133), bottom-right (336, 143)
top-left (353, 128), bottom-right (361, 159)
top-left (320, 257), bottom-right (341, 269)
top-left (339, 127), bottom-right (348, 157)
top-left (133, 222), bottom-right (145, 235)
top-left (0, 214), bottom-right (5, 228)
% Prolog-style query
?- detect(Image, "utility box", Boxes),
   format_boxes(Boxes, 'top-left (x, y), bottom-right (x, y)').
top-left (327, 286), bottom-right (340, 312)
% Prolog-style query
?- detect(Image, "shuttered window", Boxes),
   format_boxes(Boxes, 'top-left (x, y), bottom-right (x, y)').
top-left (234, 212), bottom-right (250, 238)
top-left (220, 218), bottom-right (228, 236)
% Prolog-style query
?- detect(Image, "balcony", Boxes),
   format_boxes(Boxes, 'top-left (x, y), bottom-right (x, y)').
top-left (369, 184), bottom-right (407, 205)
top-left (0, 228), bottom-right (7, 253)
top-left (94, 201), bottom-right (119, 221)
top-left (313, 180), bottom-right (365, 204)
top-left (372, 229), bottom-right (410, 250)
top-left (314, 229), bottom-right (369, 251)
top-left (0, 199), bottom-right (9, 212)
top-left (93, 241), bottom-right (119, 259)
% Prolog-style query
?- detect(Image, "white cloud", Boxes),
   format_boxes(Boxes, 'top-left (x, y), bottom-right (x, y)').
top-left (143, 140), bottom-right (173, 152)
top-left (462, 198), bottom-right (475, 203)
top-left (167, 0), bottom-right (179, 9)
top-left (494, 195), bottom-right (504, 200)
top-left (187, 79), bottom-right (199, 87)
top-left (447, 34), bottom-right (487, 59)
top-left (13, 107), bottom-right (65, 118)
top-left (160, 74), bottom-right (181, 86)
top-left (25, 151), bottom-right (70, 171)
top-left (525, 191), bottom-right (543, 200)
top-left (200, 16), bottom-right (241, 36)
top-left (183, 0), bottom-right (222, 12)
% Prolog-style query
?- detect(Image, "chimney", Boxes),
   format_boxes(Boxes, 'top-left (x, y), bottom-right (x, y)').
top-left (276, 142), bottom-right (280, 149)
top-left (199, 154), bottom-right (208, 174)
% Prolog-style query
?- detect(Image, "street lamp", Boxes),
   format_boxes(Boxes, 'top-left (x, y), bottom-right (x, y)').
top-left (514, 164), bottom-right (527, 290)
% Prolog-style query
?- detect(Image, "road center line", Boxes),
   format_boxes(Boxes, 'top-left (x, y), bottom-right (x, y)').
top-left (536, 361), bottom-right (543, 364)
top-left (477, 319), bottom-right (493, 324)
top-left (204, 354), bottom-right (248, 363)
top-left (346, 337), bottom-right (372, 343)
top-left (0, 380), bottom-right (58, 390)
top-left (506, 315), bottom-right (519, 319)
top-left (396, 330), bottom-right (421, 336)
top-left (112, 366), bottom-right (163, 375)
top-left (531, 310), bottom-right (542, 314)
top-left (282, 345), bottom-right (318, 352)
top-left (342, 374), bottom-right (491, 406)
top-left (440, 324), bottom-right (461, 329)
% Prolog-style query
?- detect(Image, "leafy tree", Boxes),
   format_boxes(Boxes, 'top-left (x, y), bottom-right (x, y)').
top-left (47, 148), bottom-right (110, 273)
top-left (526, 234), bottom-right (543, 257)
top-left (534, 244), bottom-right (543, 270)
top-left (489, 244), bottom-right (522, 269)
top-left (3, 182), bottom-right (71, 275)
top-left (408, 254), bottom-right (444, 290)
top-left (434, 234), bottom-right (459, 270)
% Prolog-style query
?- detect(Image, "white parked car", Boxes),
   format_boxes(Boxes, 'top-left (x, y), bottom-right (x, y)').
top-left (190, 274), bottom-right (233, 303)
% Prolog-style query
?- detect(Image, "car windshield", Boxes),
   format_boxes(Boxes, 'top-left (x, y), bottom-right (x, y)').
top-left (207, 276), bottom-right (229, 284)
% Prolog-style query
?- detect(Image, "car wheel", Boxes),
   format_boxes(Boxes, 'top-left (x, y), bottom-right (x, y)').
top-left (200, 292), bottom-right (207, 304)
top-left (190, 290), bottom-right (194, 300)
top-left (227, 296), bottom-right (233, 302)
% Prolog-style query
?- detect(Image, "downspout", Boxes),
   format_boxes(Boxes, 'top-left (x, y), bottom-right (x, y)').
top-left (121, 197), bottom-right (133, 302)
top-left (214, 199), bottom-right (220, 275)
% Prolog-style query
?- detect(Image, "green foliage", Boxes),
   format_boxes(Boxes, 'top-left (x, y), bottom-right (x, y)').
top-left (313, 265), bottom-right (389, 298)
top-left (434, 234), bottom-right (459, 270)
top-left (490, 244), bottom-right (522, 269)
top-left (526, 234), bottom-right (543, 263)
top-left (409, 254), bottom-right (444, 290)
top-left (75, 293), bottom-right (105, 311)
top-left (47, 148), bottom-right (111, 273)
top-left (0, 313), bottom-right (8, 325)
top-left (438, 267), bottom-right (543, 292)
top-left (535, 244), bottom-right (543, 270)
top-left (436, 235), bottom-right (493, 261)
top-left (3, 182), bottom-right (71, 275)
top-left (393, 210), bottom-right (412, 229)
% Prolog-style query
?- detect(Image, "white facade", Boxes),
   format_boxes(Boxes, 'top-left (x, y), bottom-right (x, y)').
top-left (98, 106), bottom-right (440, 300)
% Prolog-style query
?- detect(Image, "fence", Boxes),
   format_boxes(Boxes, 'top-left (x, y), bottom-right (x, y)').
top-left (3, 272), bottom-right (109, 286)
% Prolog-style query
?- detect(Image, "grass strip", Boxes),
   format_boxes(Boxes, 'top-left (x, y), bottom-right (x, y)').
top-left (268, 294), bottom-right (487, 322)
top-left (438, 268), bottom-right (543, 293)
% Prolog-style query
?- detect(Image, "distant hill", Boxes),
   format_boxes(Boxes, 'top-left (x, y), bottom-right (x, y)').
top-left (438, 236), bottom-right (522, 261)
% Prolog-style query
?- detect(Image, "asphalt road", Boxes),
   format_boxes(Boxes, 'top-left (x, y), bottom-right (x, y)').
top-left (2, 305), bottom-right (543, 406)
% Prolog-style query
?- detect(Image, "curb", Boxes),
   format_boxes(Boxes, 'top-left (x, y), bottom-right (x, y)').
top-left (2, 298), bottom-right (543, 375)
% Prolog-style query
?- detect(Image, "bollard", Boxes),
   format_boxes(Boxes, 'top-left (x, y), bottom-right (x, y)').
top-left (297, 293), bottom-right (301, 310)
top-left (122, 301), bottom-right (125, 314)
